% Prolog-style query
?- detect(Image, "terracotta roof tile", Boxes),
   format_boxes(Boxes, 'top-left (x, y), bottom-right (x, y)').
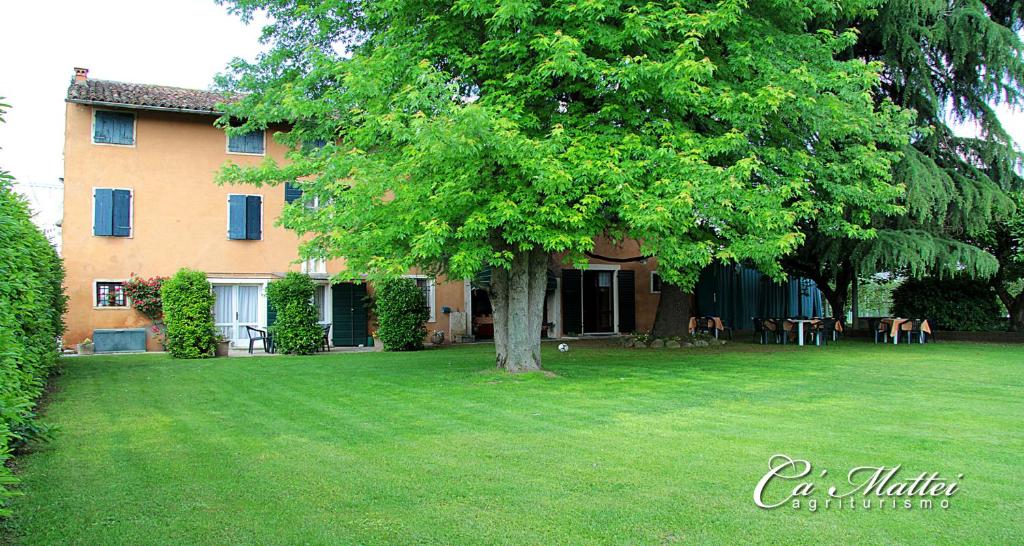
top-left (66, 79), bottom-right (238, 114)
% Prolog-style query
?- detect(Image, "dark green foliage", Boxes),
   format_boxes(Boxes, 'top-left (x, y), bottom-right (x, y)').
top-left (161, 269), bottom-right (217, 359)
top-left (0, 102), bottom-right (67, 514)
top-left (266, 272), bottom-right (323, 355)
top-left (374, 278), bottom-right (429, 352)
top-left (892, 278), bottom-right (1003, 331)
top-left (786, 1), bottom-right (1024, 313)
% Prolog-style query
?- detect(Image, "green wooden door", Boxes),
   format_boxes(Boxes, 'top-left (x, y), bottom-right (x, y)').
top-left (332, 283), bottom-right (368, 346)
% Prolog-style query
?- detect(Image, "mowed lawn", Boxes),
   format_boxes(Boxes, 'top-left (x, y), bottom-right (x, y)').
top-left (4, 341), bottom-right (1023, 544)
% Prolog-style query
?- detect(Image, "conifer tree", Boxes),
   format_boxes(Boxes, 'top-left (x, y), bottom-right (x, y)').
top-left (785, 0), bottom-right (1024, 326)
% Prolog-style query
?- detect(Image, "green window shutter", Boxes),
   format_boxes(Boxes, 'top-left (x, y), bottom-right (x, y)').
top-left (284, 181), bottom-right (303, 204)
top-left (228, 195), bottom-right (247, 239)
top-left (94, 188), bottom-right (114, 236)
top-left (561, 269), bottom-right (582, 335)
top-left (266, 300), bottom-right (277, 327)
top-left (228, 130), bottom-right (265, 154)
top-left (245, 196), bottom-right (262, 240)
top-left (112, 189), bottom-right (132, 237)
top-left (617, 270), bottom-right (636, 333)
top-left (94, 111), bottom-right (134, 145)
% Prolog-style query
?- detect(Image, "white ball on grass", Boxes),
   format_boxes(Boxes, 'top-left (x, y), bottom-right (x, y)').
top-left (558, 343), bottom-right (570, 352)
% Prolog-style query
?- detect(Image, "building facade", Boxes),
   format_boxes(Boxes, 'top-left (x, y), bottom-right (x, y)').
top-left (62, 68), bottom-right (663, 352)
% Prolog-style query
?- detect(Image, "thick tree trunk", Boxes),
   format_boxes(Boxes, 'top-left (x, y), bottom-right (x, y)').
top-left (652, 284), bottom-right (693, 337)
top-left (1010, 299), bottom-right (1024, 332)
top-left (489, 248), bottom-right (548, 372)
top-left (820, 286), bottom-right (847, 325)
top-left (995, 286), bottom-right (1024, 332)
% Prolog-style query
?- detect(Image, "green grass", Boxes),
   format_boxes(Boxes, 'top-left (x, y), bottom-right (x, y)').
top-left (4, 341), bottom-right (1023, 544)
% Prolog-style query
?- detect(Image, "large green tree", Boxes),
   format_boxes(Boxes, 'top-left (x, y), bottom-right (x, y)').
top-left (217, 0), bottom-right (908, 370)
top-left (784, 0), bottom-right (1024, 326)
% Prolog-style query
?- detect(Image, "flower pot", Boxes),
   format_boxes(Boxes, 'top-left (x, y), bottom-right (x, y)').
top-left (215, 340), bottom-right (231, 357)
top-left (76, 343), bottom-right (94, 356)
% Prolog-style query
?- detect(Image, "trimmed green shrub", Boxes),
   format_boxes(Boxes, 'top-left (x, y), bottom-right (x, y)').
top-left (892, 277), bottom-right (1003, 331)
top-left (161, 269), bottom-right (217, 358)
top-left (0, 161), bottom-right (66, 513)
top-left (374, 278), bottom-right (430, 351)
top-left (266, 272), bottom-right (323, 355)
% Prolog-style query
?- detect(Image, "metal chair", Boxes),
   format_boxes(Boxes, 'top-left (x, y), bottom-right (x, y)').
top-left (752, 318), bottom-right (767, 344)
top-left (871, 319), bottom-right (888, 344)
top-left (245, 326), bottom-right (272, 354)
top-left (780, 319), bottom-right (796, 345)
top-left (807, 321), bottom-right (827, 346)
top-left (820, 318), bottom-right (841, 342)
top-left (904, 320), bottom-right (927, 344)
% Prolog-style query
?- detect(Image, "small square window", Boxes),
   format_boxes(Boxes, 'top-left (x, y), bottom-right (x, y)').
top-left (228, 129), bottom-right (265, 155)
top-left (96, 281), bottom-right (127, 307)
top-left (93, 110), bottom-right (135, 145)
top-left (651, 272), bottom-right (662, 293)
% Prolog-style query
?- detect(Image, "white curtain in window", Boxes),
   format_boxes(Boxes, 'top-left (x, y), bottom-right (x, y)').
top-left (237, 286), bottom-right (259, 324)
top-left (213, 286), bottom-right (232, 323)
top-left (213, 285), bottom-right (233, 339)
top-left (313, 285), bottom-right (327, 323)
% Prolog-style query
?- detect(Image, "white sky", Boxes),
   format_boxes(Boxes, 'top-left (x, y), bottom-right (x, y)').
top-left (0, 0), bottom-right (1021, 224)
top-left (0, 0), bottom-right (266, 191)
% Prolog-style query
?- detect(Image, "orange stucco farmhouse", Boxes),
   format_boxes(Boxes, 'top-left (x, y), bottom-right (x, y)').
top-left (62, 68), bottom-right (663, 352)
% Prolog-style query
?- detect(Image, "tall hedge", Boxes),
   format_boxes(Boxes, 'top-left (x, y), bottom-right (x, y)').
top-left (266, 272), bottom-right (323, 354)
top-left (892, 277), bottom-right (1004, 331)
top-left (374, 278), bottom-right (430, 351)
top-left (161, 269), bottom-right (217, 358)
top-left (0, 172), bottom-right (66, 515)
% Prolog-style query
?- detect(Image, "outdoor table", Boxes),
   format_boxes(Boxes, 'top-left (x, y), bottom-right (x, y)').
top-left (879, 318), bottom-right (932, 344)
top-left (788, 319), bottom-right (818, 346)
top-left (688, 316), bottom-right (726, 338)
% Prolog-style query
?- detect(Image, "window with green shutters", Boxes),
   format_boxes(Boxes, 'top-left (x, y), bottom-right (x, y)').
top-left (93, 110), bottom-right (135, 145)
top-left (284, 181), bottom-right (303, 203)
top-left (93, 188), bottom-right (132, 237)
top-left (227, 195), bottom-right (262, 240)
top-left (227, 129), bottom-right (265, 155)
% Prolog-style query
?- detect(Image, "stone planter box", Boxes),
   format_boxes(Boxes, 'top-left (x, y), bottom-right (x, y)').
top-left (215, 340), bottom-right (231, 357)
top-left (92, 328), bottom-right (147, 353)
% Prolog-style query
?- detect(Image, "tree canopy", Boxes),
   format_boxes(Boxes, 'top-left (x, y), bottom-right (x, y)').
top-left (217, 0), bottom-right (911, 369)
top-left (785, 0), bottom-right (1024, 323)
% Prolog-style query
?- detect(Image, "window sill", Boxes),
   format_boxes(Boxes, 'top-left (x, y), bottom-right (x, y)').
top-left (226, 151), bottom-right (266, 157)
top-left (93, 306), bottom-right (130, 310)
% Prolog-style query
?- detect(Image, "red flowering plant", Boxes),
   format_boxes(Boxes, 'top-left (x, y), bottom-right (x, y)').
top-left (123, 274), bottom-right (167, 321)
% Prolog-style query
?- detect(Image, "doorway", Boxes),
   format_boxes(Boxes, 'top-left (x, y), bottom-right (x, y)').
top-left (213, 284), bottom-right (261, 345)
top-left (582, 270), bottom-right (615, 333)
top-left (331, 282), bottom-right (368, 346)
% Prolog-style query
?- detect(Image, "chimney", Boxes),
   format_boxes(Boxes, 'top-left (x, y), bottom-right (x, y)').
top-left (73, 67), bottom-right (89, 82)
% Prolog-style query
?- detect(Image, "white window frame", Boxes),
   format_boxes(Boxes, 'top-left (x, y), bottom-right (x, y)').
top-left (93, 279), bottom-right (130, 309)
top-left (226, 128), bottom-right (267, 156)
top-left (90, 186), bottom-right (134, 238)
top-left (404, 274), bottom-right (437, 323)
top-left (301, 257), bottom-right (327, 274)
top-left (91, 108), bottom-right (137, 147)
top-left (312, 283), bottom-right (332, 327)
top-left (225, 194), bottom-right (264, 241)
top-left (650, 271), bottom-right (662, 294)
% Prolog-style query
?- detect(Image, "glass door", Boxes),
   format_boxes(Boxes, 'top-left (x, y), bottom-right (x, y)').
top-left (213, 285), bottom-right (234, 341)
top-left (213, 284), bottom-right (261, 345)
